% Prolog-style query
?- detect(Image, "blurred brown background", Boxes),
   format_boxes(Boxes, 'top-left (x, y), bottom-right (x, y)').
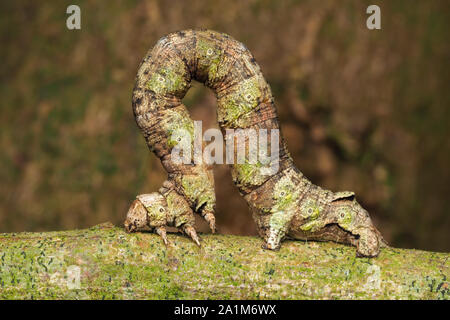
top-left (1, 0), bottom-right (449, 252)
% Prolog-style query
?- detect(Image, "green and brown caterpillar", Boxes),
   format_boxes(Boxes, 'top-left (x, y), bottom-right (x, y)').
top-left (124, 29), bottom-right (386, 257)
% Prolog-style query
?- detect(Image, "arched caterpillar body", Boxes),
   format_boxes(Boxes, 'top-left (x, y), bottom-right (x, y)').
top-left (124, 30), bottom-right (385, 257)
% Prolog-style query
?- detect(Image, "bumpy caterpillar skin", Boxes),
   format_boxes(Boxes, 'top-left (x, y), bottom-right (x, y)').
top-left (124, 29), bottom-right (386, 257)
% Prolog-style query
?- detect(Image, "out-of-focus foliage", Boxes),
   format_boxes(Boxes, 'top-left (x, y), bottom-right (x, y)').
top-left (0, 0), bottom-right (449, 252)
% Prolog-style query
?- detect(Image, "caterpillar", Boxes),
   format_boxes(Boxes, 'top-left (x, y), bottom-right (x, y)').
top-left (123, 29), bottom-right (386, 257)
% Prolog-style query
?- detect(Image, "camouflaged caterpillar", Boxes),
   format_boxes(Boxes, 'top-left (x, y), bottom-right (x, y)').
top-left (124, 29), bottom-right (386, 257)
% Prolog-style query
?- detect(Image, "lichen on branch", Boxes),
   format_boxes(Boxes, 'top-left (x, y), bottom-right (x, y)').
top-left (0, 223), bottom-right (448, 299)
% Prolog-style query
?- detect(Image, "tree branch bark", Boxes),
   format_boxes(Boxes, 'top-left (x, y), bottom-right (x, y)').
top-left (0, 222), bottom-right (448, 299)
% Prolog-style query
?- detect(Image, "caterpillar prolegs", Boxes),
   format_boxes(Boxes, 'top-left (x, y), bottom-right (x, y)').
top-left (123, 30), bottom-right (386, 257)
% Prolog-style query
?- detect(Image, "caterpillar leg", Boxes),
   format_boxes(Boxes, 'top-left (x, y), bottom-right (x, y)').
top-left (260, 211), bottom-right (294, 250)
top-left (333, 215), bottom-right (385, 258)
top-left (353, 227), bottom-right (386, 257)
top-left (201, 211), bottom-right (216, 233)
top-left (155, 226), bottom-right (170, 246)
top-left (328, 193), bottom-right (386, 257)
top-left (160, 178), bottom-right (216, 234)
top-left (181, 224), bottom-right (201, 246)
top-left (262, 229), bottom-right (284, 251)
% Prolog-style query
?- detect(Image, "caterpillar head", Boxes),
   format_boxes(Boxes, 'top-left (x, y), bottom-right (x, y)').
top-left (124, 193), bottom-right (168, 233)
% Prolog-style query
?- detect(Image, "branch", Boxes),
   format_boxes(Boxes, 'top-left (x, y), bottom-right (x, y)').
top-left (0, 222), bottom-right (448, 299)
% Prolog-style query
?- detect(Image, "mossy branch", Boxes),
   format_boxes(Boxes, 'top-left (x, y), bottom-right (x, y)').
top-left (0, 222), bottom-right (448, 299)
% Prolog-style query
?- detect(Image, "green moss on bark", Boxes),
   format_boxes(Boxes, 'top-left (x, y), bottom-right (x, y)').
top-left (0, 223), bottom-right (448, 299)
